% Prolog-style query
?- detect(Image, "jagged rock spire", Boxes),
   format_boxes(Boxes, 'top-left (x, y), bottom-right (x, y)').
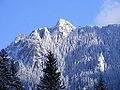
top-left (55, 18), bottom-right (76, 36)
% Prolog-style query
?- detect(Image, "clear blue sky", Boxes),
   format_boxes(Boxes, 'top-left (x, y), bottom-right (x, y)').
top-left (0, 0), bottom-right (103, 49)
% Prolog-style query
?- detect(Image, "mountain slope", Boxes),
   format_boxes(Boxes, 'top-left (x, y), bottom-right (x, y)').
top-left (6, 19), bottom-right (120, 90)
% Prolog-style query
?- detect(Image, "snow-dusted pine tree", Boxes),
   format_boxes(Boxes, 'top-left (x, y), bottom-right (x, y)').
top-left (0, 49), bottom-right (24, 90)
top-left (37, 52), bottom-right (64, 90)
top-left (76, 87), bottom-right (80, 90)
top-left (95, 76), bottom-right (106, 90)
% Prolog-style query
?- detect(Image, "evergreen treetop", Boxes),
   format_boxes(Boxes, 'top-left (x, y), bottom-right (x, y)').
top-left (37, 52), bottom-right (65, 90)
top-left (0, 49), bottom-right (24, 90)
top-left (95, 76), bottom-right (106, 90)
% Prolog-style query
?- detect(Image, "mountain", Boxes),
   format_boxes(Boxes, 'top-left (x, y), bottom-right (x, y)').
top-left (6, 19), bottom-right (120, 90)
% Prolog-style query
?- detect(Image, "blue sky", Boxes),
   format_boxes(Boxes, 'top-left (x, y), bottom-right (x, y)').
top-left (0, 0), bottom-right (120, 49)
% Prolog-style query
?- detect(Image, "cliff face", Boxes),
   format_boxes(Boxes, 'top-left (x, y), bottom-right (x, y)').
top-left (6, 19), bottom-right (120, 90)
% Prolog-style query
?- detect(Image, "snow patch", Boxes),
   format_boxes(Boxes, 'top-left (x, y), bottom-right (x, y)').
top-left (55, 18), bottom-right (76, 36)
top-left (98, 53), bottom-right (107, 72)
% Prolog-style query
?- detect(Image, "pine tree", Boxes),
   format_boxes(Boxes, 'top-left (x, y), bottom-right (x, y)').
top-left (37, 52), bottom-right (64, 90)
top-left (0, 49), bottom-right (24, 90)
top-left (9, 61), bottom-right (25, 90)
top-left (77, 87), bottom-right (80, 90)
top-left (95, 76), bottom-right (106, 90)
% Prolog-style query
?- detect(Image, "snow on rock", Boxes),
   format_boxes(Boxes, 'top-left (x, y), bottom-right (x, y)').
top-left (55, 18), bottom-right (76, 36)
top-left (6, 19), bottom-right (120, 90)
top-left (98, 53), bottom-right (107, 72)
top-left (30, 29), bottom-right (41, 40)
top-left (42, 27), bottom-right (51, 40)
top-left (14, 34), bottom-right (27, 44)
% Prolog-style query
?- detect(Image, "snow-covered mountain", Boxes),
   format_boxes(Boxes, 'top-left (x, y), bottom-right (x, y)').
top-left (6, 19), bottom-right (120, 90)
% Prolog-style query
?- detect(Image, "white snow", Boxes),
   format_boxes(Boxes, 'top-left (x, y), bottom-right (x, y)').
top-left (6, 19), bottom-right (120, 90)
top-left (98, 53), bottom-right (107, 72)
top-left (55, 18), bottom-right (76, 36)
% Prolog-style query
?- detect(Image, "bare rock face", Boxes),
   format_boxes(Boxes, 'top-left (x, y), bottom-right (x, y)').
top-left (6, 19), bottom-right (120, 90)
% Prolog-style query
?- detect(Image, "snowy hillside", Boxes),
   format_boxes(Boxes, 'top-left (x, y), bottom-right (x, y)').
top-left (6, 19), bottom-right (120, 90)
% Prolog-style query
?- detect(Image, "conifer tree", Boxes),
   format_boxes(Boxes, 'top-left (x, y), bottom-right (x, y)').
top-left (37, 52), bottom-right (64, 90)
top-left (10, 61), bottom-right (25, 90)
top-left (77, 87), bottom-right (80, 90)
top-left (0, 49), bottom-right (24, 90)
top-left (95, 76), bottom-right (106, 90)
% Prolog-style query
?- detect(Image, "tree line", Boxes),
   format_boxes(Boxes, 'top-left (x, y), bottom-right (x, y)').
top-left (0, 49), bottom-right (64, 90)
top-left (0, 49), bottom-right (107, 90)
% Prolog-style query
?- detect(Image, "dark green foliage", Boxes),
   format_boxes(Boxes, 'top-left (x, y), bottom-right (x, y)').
top-left (9, 61), bottom-right (24, 90)
top-left (0, 49), bottom-right (24, 90)
top-left (37, 52), bottom-right (64, 90)
top-left (95, 76), bottom-right (106, 90)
